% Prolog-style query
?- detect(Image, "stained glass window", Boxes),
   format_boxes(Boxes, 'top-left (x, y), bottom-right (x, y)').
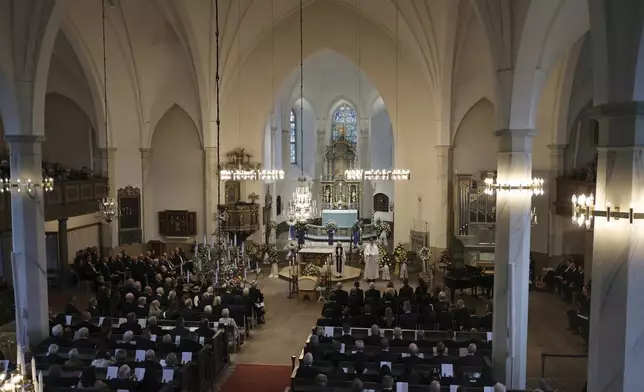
top-left (332, 102), bottom-right (357, 146)
top-left (289, 110), bottom-right (297, 164)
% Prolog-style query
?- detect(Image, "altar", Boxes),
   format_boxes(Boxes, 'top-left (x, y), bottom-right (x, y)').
top-left (322, 209), bottom-right (358, 227)
top-left (298, 247), bottom-right (334, 266)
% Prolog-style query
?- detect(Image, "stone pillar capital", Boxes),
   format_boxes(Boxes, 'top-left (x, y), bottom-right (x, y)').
top-left (434, 145), bottom-right (452, 155)
top-left (316, 128), bottom-right (326, 138)
top-left (359, 127), bottom-right (369, 137)
top-left (282, 128), bottom-right (290, 136)
top-left (140, 148), bottom-right (152, 159)
top-left (4, 134), bottom-right (45, 144)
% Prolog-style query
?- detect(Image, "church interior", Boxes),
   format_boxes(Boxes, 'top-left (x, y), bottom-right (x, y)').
top-left (0, 0), bottom-right (639, 391)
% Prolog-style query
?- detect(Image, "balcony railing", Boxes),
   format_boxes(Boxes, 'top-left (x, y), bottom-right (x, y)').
top-left (0, 178), bottom-right (108, 231)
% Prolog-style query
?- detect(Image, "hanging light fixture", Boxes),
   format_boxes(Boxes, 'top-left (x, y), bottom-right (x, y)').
top-left (97, 0), bottom-right (118, 223)
top-left (288, 0), bottom-right (316, 223)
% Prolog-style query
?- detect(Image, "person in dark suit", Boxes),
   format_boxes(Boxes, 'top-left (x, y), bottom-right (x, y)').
top-left (348, 281), bottom-right (364, 314)
top-left (72, 328), bottom-right (95, 349)
top-left (350, 340), bottom-right (370, 363)
top-left (141, 349), bottom-right (163, 374)
top-left (87, 298), bottom-right (101, 318)
top-left (75, 312), bottom-right (100, 334)
top-left (97, 324), bottom-right (117, 350)
top-left (120, 312), bottom-right (143, 335)
top-left (147, 316), bottom-right (163, 336)
top-left (137, 368), bottom-right (163, 392)
top-left (333, 283), bottom-right (349, 308)
top-left (42, 325), bottom-right (72, 348)
top-left (107, 365), bottom-right (138, 390)
top-left (197, 318), bottom-right (215, 339)
top-left (169, 317), bottom-right (190, 337)
top-left (326, 358), bottom-right (347, 379)
top-left (414, 330), bottom-right (432, 349)
top-left (305, 335), bottom-right (326, 360)
top-left (398, 301), bottom-right (418, 330)
top-left (116, 330), bottom-right (137, 350)
top-left (178, 331), bottom-right (203, 353)
top-left (400, 343), bottom-right (424, 368)
top-left (399, 278), bottom-right (414, 302)
top-left (373, 338), bottom-right (397, 362)
top-left (44, 344), bottom-right (65, 365)
top-left (365, 282), bottom-right (381, 303)
top-left (389, 328), bottom-right (407, 348)
top-left (428, 342), bottom-right (451, 364)
top-left (353, 305), bottom-right (377, 328)
top-left (457, 343), bottom-right (486, 367)
top-left (324, 340), bottom-right (348, 362)
top-left (363, 325), bottom-right (382, 347)
top-left (478, 303), bottom-right (493, 331)
top-left (296, 353), bottom-right (320, 379)
top-left (136, 329), bottom-right (157, 351)
top-left (64, 297), bottom-right (82, 316)
top-left (134, 297), bottom-right (150, 318)
top-left (156, 334), bottom-right (177, 353)
top-left (317, 308), bottom-right (338, 327)
top-left (337, 323), bottom-right (356, 345)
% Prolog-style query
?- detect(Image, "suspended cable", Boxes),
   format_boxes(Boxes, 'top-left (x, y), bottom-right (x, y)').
top-left (299, 0), bottom-right (304, 177)
top-left (215, 0), bottom-right (221, 207)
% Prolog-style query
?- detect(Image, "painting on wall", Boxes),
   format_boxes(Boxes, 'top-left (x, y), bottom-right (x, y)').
top-left (158, 210), bottom-right (197, 237)
top-left (117, 186), bottom-right (142, 244)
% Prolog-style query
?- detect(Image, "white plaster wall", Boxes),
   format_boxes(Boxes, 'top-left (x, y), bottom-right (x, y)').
top-left (148, 106), bottom-right (204, 241)
top-left (370, 105), bottom-right (393, 170)
top-left (453, 99), bottom-right (497, 176)
top-left (43, 93), bottom-right (93, 169)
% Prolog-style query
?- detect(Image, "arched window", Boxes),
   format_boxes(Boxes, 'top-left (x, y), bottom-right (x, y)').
top-left (289, 110), bottom-right (297, 164)
top-left (331, 102), bottom-right (357, 145)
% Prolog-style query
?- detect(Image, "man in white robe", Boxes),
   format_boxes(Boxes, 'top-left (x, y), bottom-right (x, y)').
top-left (334, 243), bottom-right (345, 278)
top-left (363, 239), bottom-right (379, 282)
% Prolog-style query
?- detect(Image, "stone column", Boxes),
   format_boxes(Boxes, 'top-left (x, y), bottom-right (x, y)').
top-left (282, 128), bottom-right (291, 171)
top-left (6, 135), bottom-right (49, 346)
top-left (492, 129), bottom-right (533, 389)
top-left (547, 144), bottom-right (566, 257)
top-left (359, 127), bottom-right (372, 217)
top-left (57, 218), bottom-right (69, 290)
top-left (140, 148), bottom-right (153, 241)
top-left (204, 146), bottom-right (217, 236)
top-left (435, 145), bottom-right (452, 250)
top-left (586, 102), bottom-right (644, 392)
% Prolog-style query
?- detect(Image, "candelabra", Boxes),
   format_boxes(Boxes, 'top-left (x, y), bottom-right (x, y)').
top-left (345, 169), bottom-right (411, 181)
top-left (572, 193), bottom-right (644, 227)
top-left (289, 177), bottom-right (317, 222)
top-left (98, 196), bottom-right (119, 223)
top-left (220, 169), bottom-right (284, 181)
top-left (483, 177), bottom-right (544, 196)
top-left (0, 178), bottom-right (54, 193)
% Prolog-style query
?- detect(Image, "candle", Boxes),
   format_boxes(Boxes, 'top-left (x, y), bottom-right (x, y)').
top-left (37, 371), bottom-right (43, 392)
top-left (186, 270), bottom-right (190, 282)
top-left (30, 358), bottom-right (35, 384)
top-left (234, 234), bottom-right (237, 246)
top-left (241, 242), bottom-right (245, 255)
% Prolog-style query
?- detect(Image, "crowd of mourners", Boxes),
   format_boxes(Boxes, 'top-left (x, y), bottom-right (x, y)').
top-left (296, 279), bottom-right (546, 392)
top-left (39, 246), bottom-right (266, 390)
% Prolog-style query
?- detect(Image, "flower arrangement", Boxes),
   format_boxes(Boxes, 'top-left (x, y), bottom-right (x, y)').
top-left (439, 250), bottom-right (451, 266)
top-left (294, 220), bottom-right (309, 232)
top-left (325, 220), bottom-right (338, 234)
top-left (374, 218), bottom-right (391, 237)
top-left (265, 244), bottom-right (279, 263)
top-left (267, 220), bottom-right (278, 231)
top-left (301, 262), bottom-right (321, 277)
top-left (378, 244), bottom-right (391, 268)
top-left (418, 246), bottom-right (432, 261)
top-left (394, 243), bottom-right (408, 265)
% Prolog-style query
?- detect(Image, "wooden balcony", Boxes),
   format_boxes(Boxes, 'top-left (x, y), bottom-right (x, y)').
top-left (554, 177), bottom-right (596, 216)
top-left (218, 202), bottom-right (260, 234)
top-left (0, 178), bottom-right (108, 231)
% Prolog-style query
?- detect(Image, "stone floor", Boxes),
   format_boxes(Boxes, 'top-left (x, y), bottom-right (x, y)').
top-left (234, 266), bottom-right (588, 390)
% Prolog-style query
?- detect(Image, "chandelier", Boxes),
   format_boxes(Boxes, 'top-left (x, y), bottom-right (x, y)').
top-left (287, 0), bottom-right (316, 224)
top-left (96, 0), bottom-right (119, 224)
top-left (345, 169), bottom-right (411, 181)
top-left (289, 177), bottom-right (316, 222)
top-left (220, 169), bottom-right (284, 181)
top-left (99, 196), bottom-right (118, 223)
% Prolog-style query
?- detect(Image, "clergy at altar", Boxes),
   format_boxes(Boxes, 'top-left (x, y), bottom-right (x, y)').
top-left (363, 238), bottom-right (379, 282)
top-left (334, 242), bottom-right (346, 278)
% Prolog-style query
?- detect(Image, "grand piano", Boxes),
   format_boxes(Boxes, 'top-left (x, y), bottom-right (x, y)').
top-left (444, 265), bottom-right (494, 302)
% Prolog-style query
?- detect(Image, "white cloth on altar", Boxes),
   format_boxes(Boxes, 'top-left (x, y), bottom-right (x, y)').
top-left (364, 243), bottom-right (379, 280)
top-left (381, 264), bottom-right (391, 281)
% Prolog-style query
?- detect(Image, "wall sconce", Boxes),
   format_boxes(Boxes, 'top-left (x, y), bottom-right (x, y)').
top-left (572, 193), bottom-right (644, 227)
top-left (483, 177), bottom-right (544, 196)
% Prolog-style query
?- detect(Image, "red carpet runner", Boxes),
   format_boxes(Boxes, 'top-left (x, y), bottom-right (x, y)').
top-left (220, 364), bottom-right (293, 392)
